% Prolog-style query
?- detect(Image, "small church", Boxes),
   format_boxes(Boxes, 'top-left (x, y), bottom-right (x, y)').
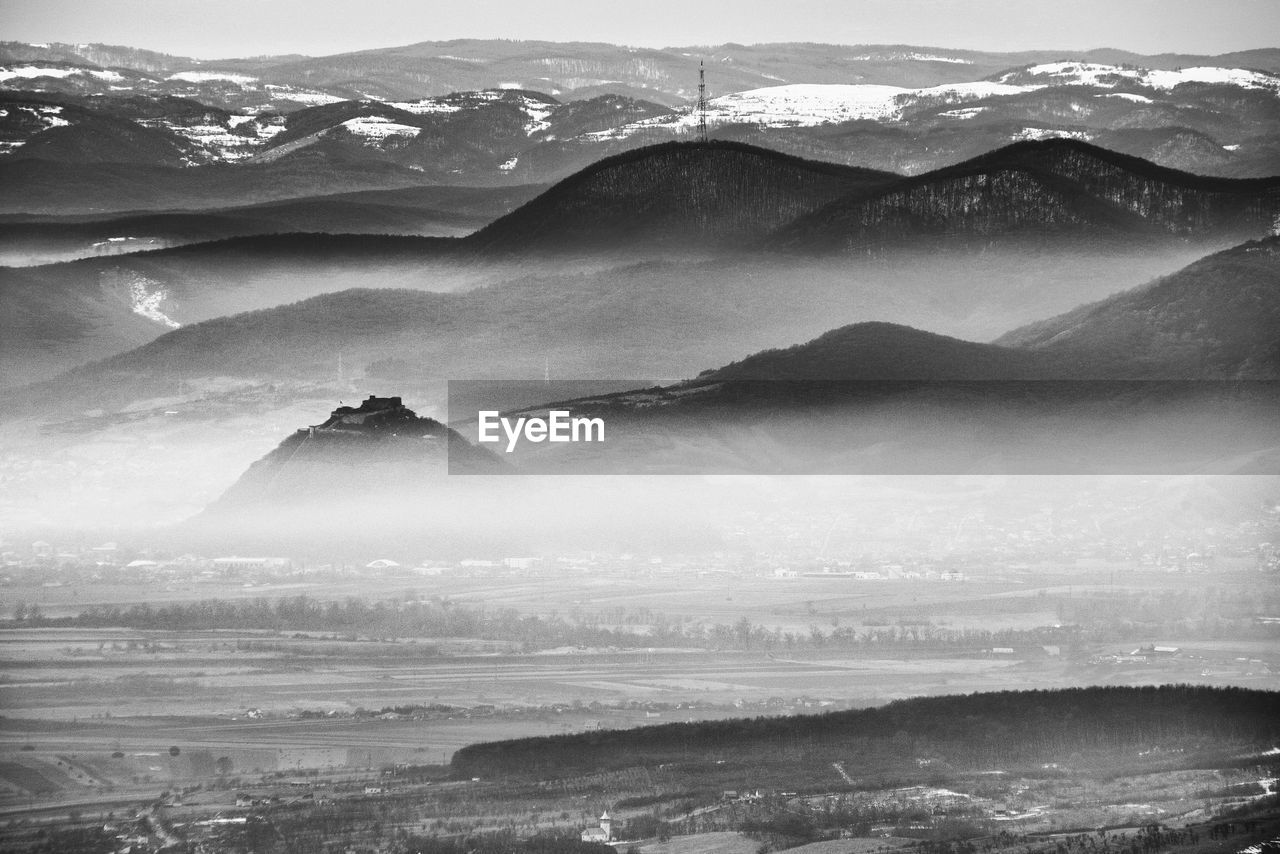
top-left (580, 810), bottom-right (612, 843)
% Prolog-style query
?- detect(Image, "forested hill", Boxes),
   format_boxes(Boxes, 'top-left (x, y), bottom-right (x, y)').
top-left (773, 139), bottom-right (1280, 252)
top-left (463, 141), bottom-right (897, 253)
top-left (450, 685), bottom-right (1280, 782)
top-left (996, 236), bottom-right (1280, 378)
top-left (699, 321), bottom-right (1046, 380)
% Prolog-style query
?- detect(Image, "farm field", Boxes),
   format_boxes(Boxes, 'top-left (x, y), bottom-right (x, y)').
top-left (2, 565), bottom-right (1276, 850)
top-left (6, 629), bottom-right (1277, 721)
top-left (634, 831), bottom-right (763, 854)
top-left (2, 633), bottom-right (1277, 815)
top-left (4, 561), bottom-right (1259, 630)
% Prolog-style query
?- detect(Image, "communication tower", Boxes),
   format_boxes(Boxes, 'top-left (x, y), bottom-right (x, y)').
top-left (698, 61), bottom-right (708, 142)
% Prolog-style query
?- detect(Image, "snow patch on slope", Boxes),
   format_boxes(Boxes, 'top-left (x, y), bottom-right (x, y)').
top-left (167, 71), bottom-right (258, 84)
top-left (390, 91), bottom-right (557, 135)
top-left (340, 116), bottom-right (422, 141)
top-left (0, 66), bottom-right (131, 83)
top-left (1099, 92), bottom-right (1154, 103)
top-left (263, 85), bottom-right (345, 106)
top-left (390, 98), bottom-right (463, 115)
top-left (137, 113), bottom-right (287, 163)
top-left (712, 83), bottom-right (909, 124)
top-left (514, 95), bottom-right (556, 135)
top-left (1, 104), bottom-right (73, 145)
top-left (1145, 66), bottom-right (1280, 91)
top-left (848, 51), bottom-right (973, 64)
top-left (125, 276), bottom-right (181, 328)
top-left (938, 106), bottom-right (987, 119)
top-left (1003, 62), bottom-right (1280, 93)
top-left (32, 104), bottom-right (69, 128)
top-left (1014, 127), bottom-right (1094, 142)
top-left (586, 80), bottom-right (1041, 137)
top-left (177, 125), bottom-right (260, 162)
top-left (0, 65), bottom-right (81, 81)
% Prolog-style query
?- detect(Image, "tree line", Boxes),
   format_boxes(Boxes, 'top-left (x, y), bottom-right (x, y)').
top-left (9, 591), bottom-right (1276, 651)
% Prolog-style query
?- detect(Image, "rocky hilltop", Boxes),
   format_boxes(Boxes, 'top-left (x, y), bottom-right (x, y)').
top-left (208, 395), bottom-right (507, 511)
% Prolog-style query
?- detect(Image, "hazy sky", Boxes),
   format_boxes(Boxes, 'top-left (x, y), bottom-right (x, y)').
top-left (2, 0), bottom-right (1276, 59)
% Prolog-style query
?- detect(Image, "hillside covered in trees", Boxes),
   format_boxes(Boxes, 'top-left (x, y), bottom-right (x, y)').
top-left (450, 685), bottom-right (1280, 783)
top-left (464, 140), bottom-right (898, 252)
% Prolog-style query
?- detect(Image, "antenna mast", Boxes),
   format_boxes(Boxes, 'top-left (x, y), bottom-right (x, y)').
top-left (697, 60), bottom-right (708, 142)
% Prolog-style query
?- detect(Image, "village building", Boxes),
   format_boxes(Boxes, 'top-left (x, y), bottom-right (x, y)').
top-left (580, 810), bottom-right (612, 843)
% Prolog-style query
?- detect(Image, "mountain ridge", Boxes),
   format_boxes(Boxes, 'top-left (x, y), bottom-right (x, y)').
top-left (3, 140), bottom-right (1270, 396)
top-left (700, 321), bottom-right (1048, 380)
top-left (774, 138), bottom-right (1280, 250)
top-left (677, 235), bottom-right (1280, 382)
top-left (7, 41), bottom-right (1280, 105)
top-left (997, 235), bottom-right (1280, 377)
top-left (464, 140), bottom-right (899, 252)
top-left (6, 43), bottom-right (1280, 188)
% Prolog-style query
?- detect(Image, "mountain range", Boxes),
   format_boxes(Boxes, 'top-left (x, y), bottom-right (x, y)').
top-left (10, 232), bottom-right (1278, 479)
top-left (0, 181), bottom-right (544, 267)
top-left (2, 39), bottom-right (1278, 532)
top-left (3, 40), bottom-right (1279, 214)
top-left (444, 237), bottom-right (1280, 474)
top-left (6, 40), bottom-right (1280, 107)
top-left (4, 139), bottom-right (1276, 394)
top-left (724, 235), bottom-right (1280, 379)
top-left (170, 235), bottom-right (1280, 537)
top-left (773, 139), bottom-right (1280, 251)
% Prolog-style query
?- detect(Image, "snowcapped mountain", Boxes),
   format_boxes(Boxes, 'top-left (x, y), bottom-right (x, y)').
top-left (590, 60), bottom-right (1280, 138)
top-left (572, 66), bottom-right (1279, 179)
top-left (2, 42), bottom-right (1278, 188)
top-left (0, 89), bottom-right (571, 168)
top-left (5, 39), bottom-right (1280, 107)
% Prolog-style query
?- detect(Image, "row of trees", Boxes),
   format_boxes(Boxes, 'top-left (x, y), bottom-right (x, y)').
top-left (14, 594), bottom-right (1275, 653)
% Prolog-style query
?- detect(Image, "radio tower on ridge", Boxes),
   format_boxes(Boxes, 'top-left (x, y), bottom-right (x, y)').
top-left (697, 60), bottom-right (708, 143)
